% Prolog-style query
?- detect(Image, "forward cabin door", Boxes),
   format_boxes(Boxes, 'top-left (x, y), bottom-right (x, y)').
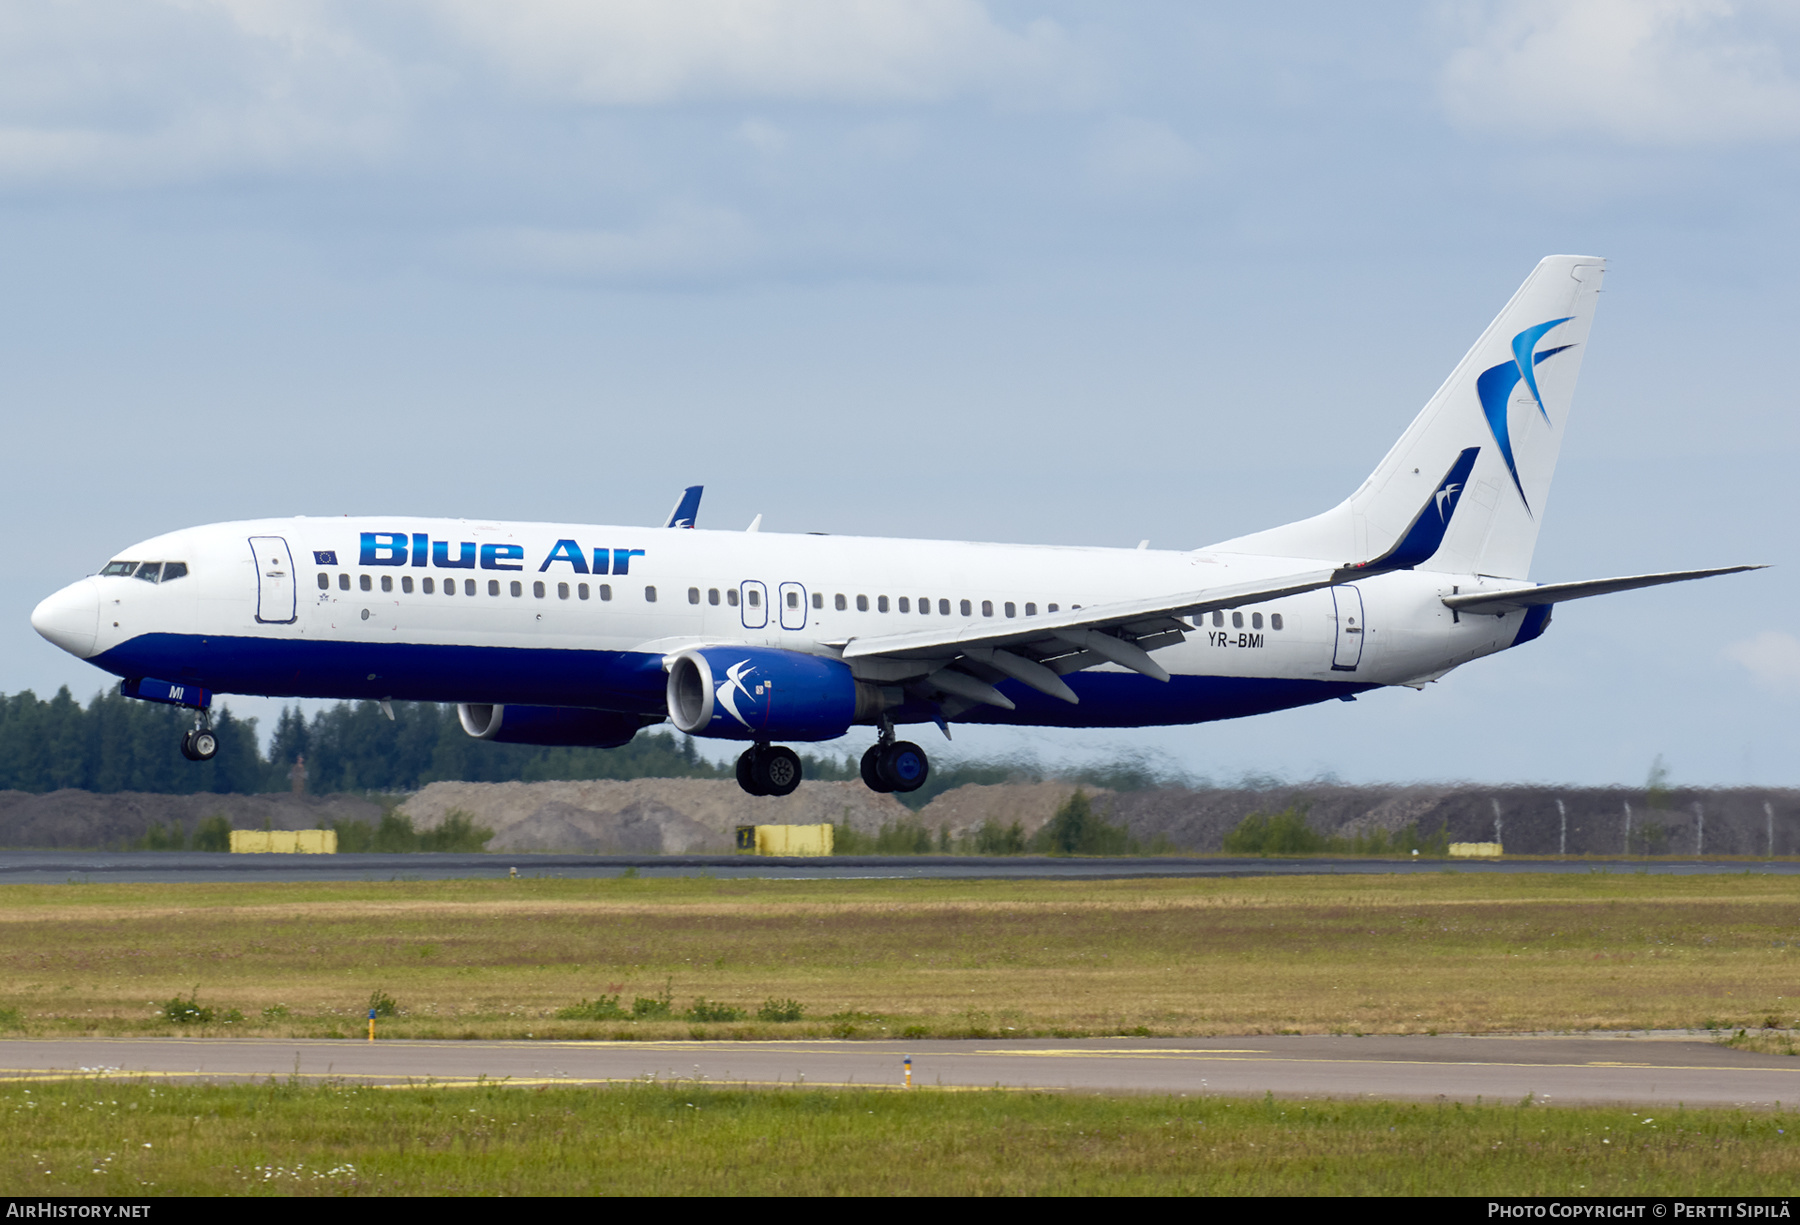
top-left (250, 536), bottom-right (297, 624)
top-left (1330, 584), bottom-right (1365, 672)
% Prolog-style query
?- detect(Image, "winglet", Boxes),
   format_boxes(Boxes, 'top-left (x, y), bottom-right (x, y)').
top-left (664, 486), bottom-right (703, 529)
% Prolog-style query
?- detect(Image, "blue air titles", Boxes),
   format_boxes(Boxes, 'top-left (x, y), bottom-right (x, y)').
top-left (359, 533), bottom-right (646, 575)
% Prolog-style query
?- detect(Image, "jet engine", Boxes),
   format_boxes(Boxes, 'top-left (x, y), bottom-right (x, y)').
top-left (665, 647), bottom-right (892, 742)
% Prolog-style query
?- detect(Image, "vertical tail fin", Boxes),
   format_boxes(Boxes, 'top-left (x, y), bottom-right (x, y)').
top-left (1211, 255), bottom-right (1605, 579)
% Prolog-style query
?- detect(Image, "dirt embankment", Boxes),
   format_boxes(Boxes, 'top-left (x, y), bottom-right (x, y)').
top-left (3, 781), bottom-right (1796, 856)
top-left (401, 779), bottom-right (914, 853)
top-left (0, 790), bottom-right (384, 849)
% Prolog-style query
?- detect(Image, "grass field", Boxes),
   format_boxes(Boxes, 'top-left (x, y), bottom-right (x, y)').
top-left (2, 1077), bottom-right (1793, 1195)
top-left (0, 872), bottom-right (1795, 1040)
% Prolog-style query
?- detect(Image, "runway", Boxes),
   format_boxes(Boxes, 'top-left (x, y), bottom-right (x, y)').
top-left (1, 850), bottom-right (1796, 884)
top-left (2, 1034), bottom-right (1794, 1107)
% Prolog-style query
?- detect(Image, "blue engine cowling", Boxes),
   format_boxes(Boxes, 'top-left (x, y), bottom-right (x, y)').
top-left (665, 647), bottom-right (864, 742)
top-left (457, 703), bottom-right (647, 749)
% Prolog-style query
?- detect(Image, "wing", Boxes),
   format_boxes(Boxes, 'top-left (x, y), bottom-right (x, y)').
top-left (833, 568), bottom-right (1341, 713)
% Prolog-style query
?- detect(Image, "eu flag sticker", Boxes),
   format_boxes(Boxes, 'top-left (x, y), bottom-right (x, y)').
top-left (313, 551), bottom-right (338, 565)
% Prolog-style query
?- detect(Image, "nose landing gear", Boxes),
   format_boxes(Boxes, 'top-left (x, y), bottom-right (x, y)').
top-left (180, 718), bottom-right (219, 762)
top-left (735, 743), bottom-right (802, 797)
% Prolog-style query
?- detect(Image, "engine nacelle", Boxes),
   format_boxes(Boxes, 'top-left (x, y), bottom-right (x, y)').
top-left (666, 647), bottom-right (885, 742)
top-left (457, 703), bottom-right (644, 749)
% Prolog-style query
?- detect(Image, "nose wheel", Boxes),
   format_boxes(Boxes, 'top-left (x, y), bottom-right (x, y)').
top-left (860, 740), bottom-right (929, 794)
top-left (180, 727), bottom-right (219, 762)
top-left (735, 743), bottom-right (802, 797)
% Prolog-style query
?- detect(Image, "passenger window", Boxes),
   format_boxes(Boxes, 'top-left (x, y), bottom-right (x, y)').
top-left (812, 592), bottom-right (823, 610)
top-left (401, 576), bottom-right (413, 594)
top-left (1232, 611), bottom-right (1243, 629)
top-left (856, 594), bottom-right (869, 612)
top-left (339, 574), bottom-right (350, 591)
top-left (1271, 613), bottom-right (1283, 631)
top-left (161, 563), bottom-right (187, 582)
top-left (509, 580), bottom-right (522, 597)
top-left (360, 574), bottom-right (372, 592)
top-left (1251, 612), bottom-right (1263, 629)
top-left (688, 587), bottom-right (700, 605)
top-left (940, 599), bottom-right (951, 616)
top-left (423, 577), bottom-right (435, 594)
top-left (898, 597), bottom-right (910, 613)
top-left (378, 575), bottom-right (391, 592)
top-left (599, 584), bottom-right (612, 601)
top-left (787, 591), bottom-right (799, 609)
top-left (878, 596), bottom-right (889, 613)
top-left (534, 581), bottom-right (546, 598)
top-left (558, 582), bottom-right (569, 599)
top-left (1047, 603), bottom-right (1058, 613)
top-left (489, 580), bottom-right (501, 596)
top-left (1212, 611), bottom-right (1223, 627)
top-left (464, 579), bottom-right (476, 596)
top-left (747, 589), bottom-right (761, 607)
top-left (921, 598), bottom-right (932, 615)
top-left (1004, 602), bottom-right (1015, 618)
top-left (1025, 603), bottom-right (1036, 616)
top-left (317, 573), bottom-right (329, 591)
top-left (135, 563), bottom-right (161, 584)
top-left (578, 583), bottom-right (589, 600)
top-left (708, 588), bottom-right (720, 605)
top-left (835, 594), bottom-right (847, 611)
top-left (645, 586), bottom-right (657, 602)
top-left (727, 588), bottom-right (738, 607)
top-left (960, 599), bottom-right (972, 617)
top-left (981, 600), bottom-right (993, 617)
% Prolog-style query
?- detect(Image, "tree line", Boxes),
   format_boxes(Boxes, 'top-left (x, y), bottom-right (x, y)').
top-left (0, 687), bottom-right (725, 796)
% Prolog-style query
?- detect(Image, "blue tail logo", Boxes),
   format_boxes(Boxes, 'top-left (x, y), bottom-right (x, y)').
top-left (1477, 318), bottom-right (1577, 512)
top-left (1343, 446), bottom-right (1480, 575)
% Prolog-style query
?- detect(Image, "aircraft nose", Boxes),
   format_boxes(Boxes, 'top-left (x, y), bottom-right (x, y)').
top-left (31, 578), bottom-right (100, 658)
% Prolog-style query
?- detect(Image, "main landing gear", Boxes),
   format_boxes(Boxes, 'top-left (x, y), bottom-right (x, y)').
top-left (736, 743), bottom-right (802, 797)
top-left (860, 726), bottom-right (929, 795)
top-left (179, 716), bottom-right (219, 763)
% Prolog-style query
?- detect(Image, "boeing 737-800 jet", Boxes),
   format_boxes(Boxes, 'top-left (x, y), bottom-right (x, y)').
top-left (30, 256), bottom-right (1759, 796)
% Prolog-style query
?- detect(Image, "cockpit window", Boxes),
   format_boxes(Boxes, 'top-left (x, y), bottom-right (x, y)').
top-left (134, 563), bottom-right (162, 584)
top-left (100, 561), bottom-right (137, 577)
top-left (160, 562), bottom-right (188, 582)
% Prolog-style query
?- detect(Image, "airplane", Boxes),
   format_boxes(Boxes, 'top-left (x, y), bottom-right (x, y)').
top-left (30, 255), bottom-right (1760, 798)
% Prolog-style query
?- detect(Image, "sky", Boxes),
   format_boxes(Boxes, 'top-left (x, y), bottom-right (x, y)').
top-left (4, 1), bottom-right (1798, 788)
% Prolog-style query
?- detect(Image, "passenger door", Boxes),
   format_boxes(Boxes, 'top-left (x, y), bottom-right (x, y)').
top-left (1330, 584), bottom-right (1364, 671)
top-left (250, 536), bottom-right (297, 624)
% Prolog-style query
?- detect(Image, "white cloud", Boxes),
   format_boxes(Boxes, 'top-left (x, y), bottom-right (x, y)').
top-left (1723, 630), bottom-right (1800, 693)
top-left (1440, 0), bottom-right (1800, 144)
top-left (0, 0), bottom-right (406, 186)
top-left (1084, 117), bottom-right (1204, 199)
top-left (433, 0), bottom-right (1079, 106)
top-left (453, 203), bottom-right (761, 283)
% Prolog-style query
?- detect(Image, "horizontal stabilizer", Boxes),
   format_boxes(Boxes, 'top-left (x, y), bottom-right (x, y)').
top-left (1442, 565), bottom-right (1765, 615)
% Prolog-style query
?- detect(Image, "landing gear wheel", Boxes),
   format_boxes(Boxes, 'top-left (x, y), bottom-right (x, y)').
top-left (860, 745), bottom-right (893, 793)
top-left (736, 747), bottom-right (768, 797)
top-left (755, 746), bottom-right (803, 798)
top-left (878, 741), bottom-right (929, 793)
top-left (181, 729), bottom-right (219, 762)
